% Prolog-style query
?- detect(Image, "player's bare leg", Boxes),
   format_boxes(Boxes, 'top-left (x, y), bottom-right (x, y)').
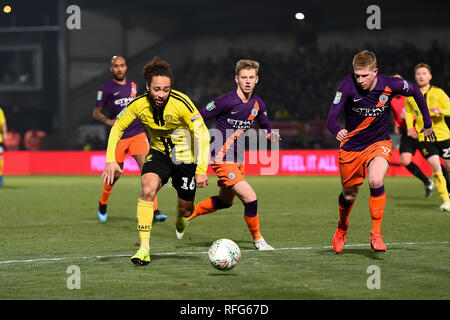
top-left (232, 180), bottom-right (274, 250)
top-left (0, 154), bottom-right (4, 186)
top-left (426, 155), bottom-right (450, 211)
top-left (133, 153), bottom-right (167, 222)
top-left (400, 151), bottom-right (434, 198)
top-left (333, 185), bottom-right (359, 253)
top-left (97, 162), bottom-right (123, 222)
top-left (175, 198), bottom-right (195, 239)
top-left (131, 172), bottom-right (160, 265)
top-left (188, 186), bottom-right (234, 221)
top-left (367, 156), bottom-right (389, 252)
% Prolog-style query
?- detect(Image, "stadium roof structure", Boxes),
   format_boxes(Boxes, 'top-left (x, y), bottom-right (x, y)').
top-left (2, 0), bottom-right (448, 33)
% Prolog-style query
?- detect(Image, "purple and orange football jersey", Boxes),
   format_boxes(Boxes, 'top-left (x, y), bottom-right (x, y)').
top-left (200, 90), bottom-right (272, 163)
top-left (96, 79), bottom-right (144, 139)
top-left (327, 74), bottom-right (432, 151)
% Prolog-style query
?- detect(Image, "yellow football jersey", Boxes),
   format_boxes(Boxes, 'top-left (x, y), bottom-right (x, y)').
top-left (106, 89), bottom-right (210, 174)
top-left (0, 107), bottom-right (6, 144)
top-left (405, 86), bottom-right (450, 141)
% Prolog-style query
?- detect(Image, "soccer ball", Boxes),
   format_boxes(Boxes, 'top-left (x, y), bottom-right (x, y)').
top-left (208, 238), bottom-right (241, 271)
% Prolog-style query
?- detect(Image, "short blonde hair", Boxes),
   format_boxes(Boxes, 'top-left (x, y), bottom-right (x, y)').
top-left (414, 62), bottom-right (431, 73)
top-left (352, 50), bottom-right (377, 70)
top-left (235, 59), bottom-right (260, 76)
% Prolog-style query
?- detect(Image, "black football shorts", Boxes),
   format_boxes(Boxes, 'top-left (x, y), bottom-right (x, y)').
top-left (141, 149), bottom-right (198, 201)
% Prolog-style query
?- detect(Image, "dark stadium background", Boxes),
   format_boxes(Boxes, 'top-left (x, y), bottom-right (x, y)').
top-left (0, 0), bottom-right (449, 150)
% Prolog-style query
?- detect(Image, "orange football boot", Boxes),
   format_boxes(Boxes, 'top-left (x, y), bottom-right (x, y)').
top-left (370, 232), bottom-right (387, 252)
top-left (333, 227), bottom-right (347, 254)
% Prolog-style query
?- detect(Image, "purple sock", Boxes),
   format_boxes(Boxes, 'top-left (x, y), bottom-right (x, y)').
top-left (244, 200), bottom-right (258, 217)
top-left (370, 186), bottom-right (385, 197)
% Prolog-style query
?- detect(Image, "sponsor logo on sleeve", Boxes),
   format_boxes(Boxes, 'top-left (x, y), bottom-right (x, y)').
top-left (402, 80), bottom-right (409, 92)
top-left (118, 107), bottom-right (127, 118)
top-left (206, 102), bottom-right (216, 111)
top-left (190, 113), bottom-right (201, 122)
top-left (333, 92), bottom-right (342, 104)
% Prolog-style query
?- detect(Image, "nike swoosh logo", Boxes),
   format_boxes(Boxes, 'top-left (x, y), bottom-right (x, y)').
top-left (353, 97), bottom-right (363, 102)
top-left (231, 111), bottom-right (239, 114)
top-left (113, 91), bottom-right (120, 96)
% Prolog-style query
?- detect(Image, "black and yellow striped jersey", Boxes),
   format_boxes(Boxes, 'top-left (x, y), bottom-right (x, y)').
top-left (106, 89), bottom-right (210, 174)
top-left (405, 85), bottom-right (450, 142)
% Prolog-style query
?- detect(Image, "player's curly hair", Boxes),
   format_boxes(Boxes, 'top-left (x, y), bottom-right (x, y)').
top-left (142, 56), bottom-right (173, 84)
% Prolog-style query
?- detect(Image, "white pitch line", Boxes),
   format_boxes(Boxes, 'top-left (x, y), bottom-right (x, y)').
top-left (0, 241), bottom-right (447, 265)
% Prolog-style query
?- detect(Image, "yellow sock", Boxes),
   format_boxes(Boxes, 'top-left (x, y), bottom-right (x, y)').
top-left (433, 172), bottom-right (450, 202)
top-left (137, 199), bottom-right (154, 250)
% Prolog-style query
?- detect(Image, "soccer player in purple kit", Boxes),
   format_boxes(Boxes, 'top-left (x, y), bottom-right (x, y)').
top-left (326, 50), bottom-right (435, 253)
top-left (185, 59), bottom-right (280, 250)
top-left (93, 55), bottom-right (167, 223)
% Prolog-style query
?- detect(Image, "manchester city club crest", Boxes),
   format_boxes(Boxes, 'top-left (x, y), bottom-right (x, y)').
top-left (379, 94), bottom-right (389, 103)
top-left (251, 108), bottom-right (258, 117)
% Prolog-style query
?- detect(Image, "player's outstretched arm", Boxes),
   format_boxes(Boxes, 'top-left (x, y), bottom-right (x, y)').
top-left (93, 107), bottom-right (115, 126)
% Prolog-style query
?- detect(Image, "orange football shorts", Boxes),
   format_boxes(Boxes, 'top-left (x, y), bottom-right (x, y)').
top-left (115, 132), bottom-right (149, 163)
top-left (339, 140), bottom-right (392, 187)
top-left (211, 162), bottom-right (246, 188)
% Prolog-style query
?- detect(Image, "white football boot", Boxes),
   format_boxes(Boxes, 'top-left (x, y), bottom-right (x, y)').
top-left (253, 238), bottom-right (274, 251)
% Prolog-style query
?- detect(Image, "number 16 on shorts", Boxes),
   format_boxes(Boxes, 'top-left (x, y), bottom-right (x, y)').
top-left (181, 177), bottom-right (195, 190)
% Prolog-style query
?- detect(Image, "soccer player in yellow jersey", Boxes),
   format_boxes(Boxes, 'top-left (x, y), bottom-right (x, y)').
top-left (0, 107), bottom-right (7, 186)
top-left (405, 63), bottom-right (450, 211)
top-left (102, 57), bottom-right (210, 265)
top-left (93, 56), bottom-right (166, 223)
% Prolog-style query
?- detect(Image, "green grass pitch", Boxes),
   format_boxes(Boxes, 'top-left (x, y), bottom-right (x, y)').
top-left (0, 175), bottom-right (449, 300)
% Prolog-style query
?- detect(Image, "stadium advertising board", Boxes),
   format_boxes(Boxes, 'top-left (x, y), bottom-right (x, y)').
top-left (3, 150), bottom-right (431, 177)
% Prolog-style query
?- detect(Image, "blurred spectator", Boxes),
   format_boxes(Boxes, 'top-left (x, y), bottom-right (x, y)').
top-left (4, 129), bottom-right (21, 150)
top-left (24, 129), bottom-right (46, 151)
